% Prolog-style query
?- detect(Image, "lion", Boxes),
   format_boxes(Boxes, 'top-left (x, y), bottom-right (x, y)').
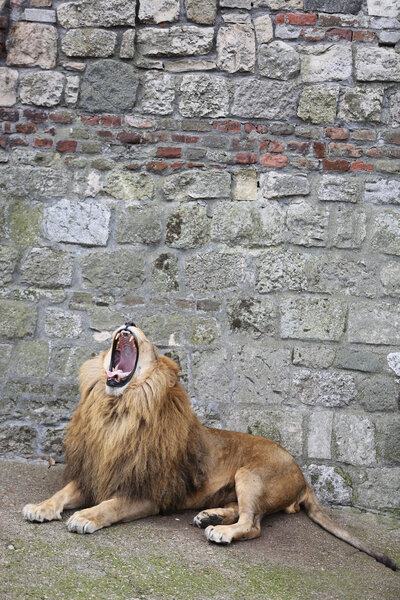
top-left (23, 323), bottom-right (397, 570)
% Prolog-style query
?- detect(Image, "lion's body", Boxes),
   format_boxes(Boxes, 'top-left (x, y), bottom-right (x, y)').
top-left (23, 326), bottom-right (397, 571)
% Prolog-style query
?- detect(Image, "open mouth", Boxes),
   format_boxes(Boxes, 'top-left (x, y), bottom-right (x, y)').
top-left (106, 328), bottom-right (138, 388)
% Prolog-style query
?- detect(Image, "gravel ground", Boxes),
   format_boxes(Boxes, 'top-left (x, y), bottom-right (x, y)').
top-left (1, 460), bottom-right (399, 600)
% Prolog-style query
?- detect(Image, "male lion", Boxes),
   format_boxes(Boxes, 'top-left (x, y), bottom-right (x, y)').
top-left (23, 323), bottom-right (397, 570)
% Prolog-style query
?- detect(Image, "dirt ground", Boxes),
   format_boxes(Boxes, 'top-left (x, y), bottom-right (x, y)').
top-left (0, 460), bottom-right (399, 600)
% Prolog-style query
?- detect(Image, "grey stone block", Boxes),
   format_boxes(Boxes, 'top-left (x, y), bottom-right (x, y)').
top-left (139, 0), bottom-right (180, 23)
top-left (140, 73), bottom-right (175, 115)
top-left (0, 246), bottom-right (18, 286)
top-left (116, 206), bottom-right (163, 246)
top-left (316, 175), bottom-right (361, 203)
top-left (256, 248), bottom-right (319, 294)
top-left (355, 47), bottom-right (400, 82)
top-left (24, 8), bottom-right (56, 22)
top-left (57, 0), bottom-right (137, 28)
top-left (20, 248), bottom-right (74, 288)
top-left (304, 0), bottom-right (362, 13)
top-left (339, 86), bottom-right (384, 123)
top-left (185, 0), bottom-right (217, 25)
top-left (191, 348), bottom-right (230, 404)
top-left (82, 249), bottom-right (146, 293)
top-left (166, 204), bottom-right (210, 249)
top-left (185, 251), bottom-right (246, 293)
top-left (44, 199), bottom-right (111, 247)
top-left (335, 349), bottom-right (382, 374)
top-left (227, 296), bottom-right (275, 337)
top-left (79, 60), bottom-right (139, 113)
top-left (232, 78), bottom-right (298, 120)
top-left (20, 72), bottom-right (64, 107)
top-left (12, 341), bottom-right (49, 378)
top-left (300, 44), bottom-right (352, 83)
top-left (259, 41), bottom-right (300, 80)
top-left (0, 300), bottom-right (37, 339)
top-left (0, 425), bottom-right (37, 456)
top-left (163, 169), bottom-right (231, 201)
top-left (105, 171), bottom-right (154, 201)
top-left (357, 375), bottom-right (399, 412)
top-left (216, 24), bottom-right (255, 73)
top-left (286, 200), bottom-right (329, 247)
top-left (293, 369), bottom-right (356, 408)
top-left (353, 467), bottom-right (400, 510)
top-left (151, 253), bottom-right (179, 294)
top-left (44, 309), bottom-right (83, 339)
top-left (6, 23), bottom-right (57, 69)
top-left (260, 171), bottom-right (310, 199)
top-left (137, 26), bottom-right (214, 57)
top-left (61, 28), bottom-right (117, 58)
top-left (281, 296), bottom-right (347, 341)
top-left (307, 411), bottom-right (333, 459)
top-left (303, 464), bottom-right (352, 505)
top-left (334, 413), bottom-right (376, 466)
top-left (365, 179), bottom-right (400, 205)
top-left (348, 301), bottom-right (400, 345)
top-left (179, 75), bottom-right (229, 118)
top-left (371, 209), bottom-right (400, 256)
top-left (292, 345), bottom-right (336, 369)
top-left (330, 206), bottom-right (366, 249)
top-left (297, 84), bottom-right (339, 124)
top-left (0, 68), bottom-right (18, 108)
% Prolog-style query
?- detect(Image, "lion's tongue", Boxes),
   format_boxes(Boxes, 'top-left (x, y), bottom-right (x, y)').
top-left (106, 369), bottom-right (132, 379)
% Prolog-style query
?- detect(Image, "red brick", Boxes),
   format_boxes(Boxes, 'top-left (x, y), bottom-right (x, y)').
top-left (100, 115), bottom-right (122, 127)
top-left (259, 139), bottom-right (284, 153)
top-left (34, 138), bottom-right (53, 148)
top-left (384, 131), bottom-right (400, 145)
top-left (171, 134), bottom-right (200, 143)
top-left (23, 109), bottom-right (48, 123)
top-left (313, 141), bottom-right (326, 158)
top-left (146, 160), bottom-right (168, 172)
top-left (0, 108), bottom-right (19, 122)
top-left (231, 137), bottom-right (256, 150)
top-left (170, 162), bottom-right (184, 170)
top-left (389, 148), bottom-right (400, 158)
top-left (301, 28), bottom-right (326, 41)
top-left (3, 122), bottom-right (11, 134)
top-left (188, 162), bottom-right (205, 168)
top-left (16, 123), bottom-right (37, 134)
top-left (50, 111), bottom-right (73, 124)
top-left (275, 13), bottom-right (285, 24)
top-left (353, 30), bottom-right (378, 43)
top-left (287, 141), bottom-right (309, 154)
top-left (81, 115), bottom-right (99, 126)
top-left (256, 124), bottom-right (269, 134)
top-left (326, 28), bottom-right (352, 41)
top-left (56, 140), bottom-right (77, 152)
top-left (213, 120), bottom-right (241, 133)
top-left (96, 130), bottom-right (114, 140)
top-left (235, 152), bottom-right (258, 164)
top-left (244, 123), bottom-right (256, 134)
top-left (0, 136), bottom-right (6, 149)
top-left (157, 147), bottom-right (182, 158)
top-left (117, 131), bottom-right (142, 144)
top-left (350, 161), bottom-right (373, 171)
top-left (319, 14), bottom-right (357, 27)
top-left (147, 131), bottom-right (169, 143)
top-left (287, 13), bottom-right (317, 26)
top-left (352, 129), bottom-right (376, 141)
top-left (261, 153), bottom-right (289, 168)
top-left (329, 142), bottom-right (363, 158)
top-left (10, 137), bottom-right (28, 147)
top-left (325, 127), bottom-right (349, 140)
top-left (323, 158), bottom-right (349, 171)
top-left (366, 147), bottom-right (384, 158)
top-left (125, 163), bottom-right (140, 170)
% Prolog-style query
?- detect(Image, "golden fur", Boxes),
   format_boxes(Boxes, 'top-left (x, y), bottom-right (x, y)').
top-left (23, 325), bottom-right (397, 571)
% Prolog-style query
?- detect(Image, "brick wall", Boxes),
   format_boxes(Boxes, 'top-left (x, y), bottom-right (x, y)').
top-left (0, 0), bottom-right (399, 512)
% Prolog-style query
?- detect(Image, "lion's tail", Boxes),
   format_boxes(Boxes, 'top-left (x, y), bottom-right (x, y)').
top-left (301, 485), bottom-right (397, 571)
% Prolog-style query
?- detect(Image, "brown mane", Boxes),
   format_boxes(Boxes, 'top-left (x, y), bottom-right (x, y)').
top-left (63, 354), bottom-right (206, 510)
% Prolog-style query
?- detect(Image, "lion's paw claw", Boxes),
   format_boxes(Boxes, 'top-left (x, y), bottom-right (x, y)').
top-left (67, 511), bottom-right (98, 534)
top-left (205, 525), bottom-right (232, 545)
top-left (194, 511), bottom-right (223, 529)
top-left (23, 503), bottom-right (62, 523)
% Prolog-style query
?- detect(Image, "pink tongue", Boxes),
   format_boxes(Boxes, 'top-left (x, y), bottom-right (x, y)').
top-left (106, 369), bottom-right (132, 379)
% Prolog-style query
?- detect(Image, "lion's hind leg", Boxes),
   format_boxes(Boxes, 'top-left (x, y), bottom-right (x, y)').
top-left (194, 502), bottom-right (239, 529)
top-left (205, 468), bottom-right (263, 545)
top-left (23, 481), bottom-right (83, 523)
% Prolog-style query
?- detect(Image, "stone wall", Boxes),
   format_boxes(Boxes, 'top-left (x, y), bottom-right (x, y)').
top-left (0, 0), bottom-right (400, 512)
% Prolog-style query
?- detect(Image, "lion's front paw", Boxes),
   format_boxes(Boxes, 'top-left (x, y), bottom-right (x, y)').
top-left (194, 511), bottom-right (223, 529)
top-left (23, 502), bottom-right (62, 523)
top-left (67, 510), bottom-right (100, 534)
top-left (205, 525), bottom-right (233, 545)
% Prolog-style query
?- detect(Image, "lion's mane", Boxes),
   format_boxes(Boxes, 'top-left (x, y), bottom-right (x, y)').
top-left (63, 354), bottom-right (206, 510)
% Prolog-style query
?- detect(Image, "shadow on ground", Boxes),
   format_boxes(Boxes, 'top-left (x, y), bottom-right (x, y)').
top-left (1, 460), bottom-right (399, 600)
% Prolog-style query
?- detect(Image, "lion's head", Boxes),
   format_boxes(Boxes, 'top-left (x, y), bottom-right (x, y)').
top-left (103, 322), bottom-right (158, 397)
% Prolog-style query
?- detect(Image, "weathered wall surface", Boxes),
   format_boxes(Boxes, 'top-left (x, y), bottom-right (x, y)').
top-left (0, 0), bottom-right (399, 512)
